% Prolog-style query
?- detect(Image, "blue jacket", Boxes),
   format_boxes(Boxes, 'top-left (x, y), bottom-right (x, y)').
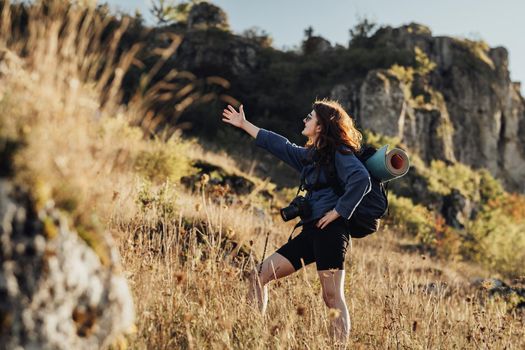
top-left (255, 128), bottom-right (371, 224)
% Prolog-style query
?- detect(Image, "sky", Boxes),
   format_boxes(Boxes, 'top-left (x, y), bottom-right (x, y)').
top-left (105, 0), bottom-right (525, 95)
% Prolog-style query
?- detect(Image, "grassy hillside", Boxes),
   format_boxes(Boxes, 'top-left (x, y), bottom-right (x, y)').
top-left (0, 2), bottom-right (523, 348)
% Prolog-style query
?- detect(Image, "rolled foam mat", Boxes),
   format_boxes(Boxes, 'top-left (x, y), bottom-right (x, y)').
top-left (364, 145), bottom-right (410, 183)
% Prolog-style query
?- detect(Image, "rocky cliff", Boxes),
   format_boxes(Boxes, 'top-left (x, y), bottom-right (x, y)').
top-left (342, 24), bottom-right (525, 193)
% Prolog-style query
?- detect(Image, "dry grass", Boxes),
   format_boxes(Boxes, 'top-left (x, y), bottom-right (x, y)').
top-left (1, 1), bottom-right (524, 349)
top-left (115, 189), bottom-right (525, 349)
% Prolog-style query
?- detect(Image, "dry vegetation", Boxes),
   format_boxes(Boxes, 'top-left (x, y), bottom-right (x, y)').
top-left (1, 1), bottom-right (524, 349)
top-left (117, 193), bottom-right (525, 349)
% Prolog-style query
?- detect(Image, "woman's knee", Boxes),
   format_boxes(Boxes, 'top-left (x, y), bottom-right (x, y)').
top-left (249, 262), bottom-right (277, 287)
top-left (259, 253), bottom-right (295, 283)
top-left (322, 289), bottom-right (339, 308)
top-left (318, 269), bottom-right (345, 308)
top-left (249, 269), bottom-right (266, 287)
top-left (255, 261), bottom-right (279, 286)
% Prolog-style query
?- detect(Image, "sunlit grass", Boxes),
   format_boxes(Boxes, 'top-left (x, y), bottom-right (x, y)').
top-left (115, 186), bottom-right (525, 348)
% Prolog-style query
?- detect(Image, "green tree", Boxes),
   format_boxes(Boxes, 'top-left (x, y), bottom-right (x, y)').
top-left (242, 27), bottom-right (273, 48)
top-left (349, 17), bottom-right (376, 47)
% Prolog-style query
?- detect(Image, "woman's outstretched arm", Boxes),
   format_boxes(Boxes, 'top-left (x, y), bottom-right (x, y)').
top-left (222, 104), bottom-right (308, 173)
top-left (222, 104), bottom-right (259, 138)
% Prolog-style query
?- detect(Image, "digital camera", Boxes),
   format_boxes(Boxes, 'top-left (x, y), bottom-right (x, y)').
top-left (280, 196), bottom-right (311, 222)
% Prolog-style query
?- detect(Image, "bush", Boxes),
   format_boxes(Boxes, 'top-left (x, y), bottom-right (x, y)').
top-left (479, 169), bottom-right (505, 203)
top-left (465, 204), bottom-right (525, 278)
top-left (414, 46), bottom-right (436, 76)
top-left (387, 194), bottom-right (435, 246)
top-left (362, 129), bottom-right (403, 150)
top-left (134, 134), bottom-right (197, 184)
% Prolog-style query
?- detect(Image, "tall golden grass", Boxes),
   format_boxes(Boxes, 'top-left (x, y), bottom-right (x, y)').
top-left (117, 189), bottom-right (525, 349)
top-left (1, 1), bottom-right (523, 349)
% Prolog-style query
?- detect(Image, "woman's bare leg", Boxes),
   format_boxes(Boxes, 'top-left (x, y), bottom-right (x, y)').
top-left (318, 269), bottom-right (350, 345)
top-left (248, 252), bottom-right (296, 313)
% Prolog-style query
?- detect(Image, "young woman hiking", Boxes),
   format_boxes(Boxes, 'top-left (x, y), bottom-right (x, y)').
top-left (221, 100), bottom-right (371, 344)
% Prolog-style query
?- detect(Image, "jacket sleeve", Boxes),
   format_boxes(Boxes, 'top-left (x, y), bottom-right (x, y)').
top-left (255, 128), bottom-right (307, 173)
top-left (333, 151), bottom-right (372, 219)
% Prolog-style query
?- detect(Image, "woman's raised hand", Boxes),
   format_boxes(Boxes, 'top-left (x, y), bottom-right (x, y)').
top-left (222, 104), bottom-right (246, 129)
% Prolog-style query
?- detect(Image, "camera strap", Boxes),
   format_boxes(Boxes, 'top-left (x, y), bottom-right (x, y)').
top-left (283, 166), bottom-right (315, 242)
top-left (287, 221), bottom-right (304, 242)
top-left (285, 176), bottom-right (307, 242)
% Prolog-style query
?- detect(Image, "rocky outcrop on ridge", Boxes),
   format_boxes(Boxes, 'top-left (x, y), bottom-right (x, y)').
top-left (338, 24), bottom-right (525, 192)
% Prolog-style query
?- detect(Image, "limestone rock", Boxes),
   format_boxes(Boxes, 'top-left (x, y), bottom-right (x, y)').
top-left (180, 160), bottom-right (258, 205)
top-left (352, 26), bottom-right (525, 192)
top-left (359, 70), bottom-right (406, 136)
top-left (359, 69), bottom-right (456, 164)
top-left (472, 278), bottom-right (525, 309)
top-left (0, 181), bottom-right (134, 349)
top-left (441, 189), bottom-right (476, 229)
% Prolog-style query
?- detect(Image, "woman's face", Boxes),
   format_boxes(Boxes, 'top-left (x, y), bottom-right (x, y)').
top-left (301, 110), bottom-right (322, 140)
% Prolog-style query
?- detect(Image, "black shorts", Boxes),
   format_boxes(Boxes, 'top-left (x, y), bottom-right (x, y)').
top-left (276, 217), bottom-right (351, 271)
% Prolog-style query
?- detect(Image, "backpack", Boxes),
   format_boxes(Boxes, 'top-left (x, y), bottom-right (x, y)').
top-left (311, 145), bottom-right (389, 238)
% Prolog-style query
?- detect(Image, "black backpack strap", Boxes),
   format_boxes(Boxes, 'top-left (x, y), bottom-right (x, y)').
top-left (382, 181), bottom-right (390, 217)
top-left (323, 159), bottom-right (344, 196)
top-left (301, 154), bottom-right (345, 195)
top-left (303, 162), bottom-right (325, 192)
top-left (308, 155), bottom-right (342, 196)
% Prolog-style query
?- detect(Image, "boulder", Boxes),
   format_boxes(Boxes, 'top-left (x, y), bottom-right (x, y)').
top-left (180, 160), bottom-right (258, 201)
top-left (441, 188), bottom-right (476, 229)
top-left (0, 181), bottom-right (134, 349)
top-left (472, 278), bottom-right (525, 309)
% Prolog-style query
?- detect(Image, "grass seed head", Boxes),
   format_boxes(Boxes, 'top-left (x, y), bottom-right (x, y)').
top-left (296, 306), bottom-right (306, 316)
top-left (174, 271), bottom-right (186, 284)
top-left (328, 308), bottom-right (341, 320)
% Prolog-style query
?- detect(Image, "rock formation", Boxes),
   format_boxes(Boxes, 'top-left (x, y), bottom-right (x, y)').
top-left (0, 180), bottom-right (134, 349)
top-left (346, 24), bottom-right (525, 192)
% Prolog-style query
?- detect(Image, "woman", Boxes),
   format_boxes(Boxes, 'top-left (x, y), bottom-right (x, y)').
top-left (221, 99), bottom-right (371, 343)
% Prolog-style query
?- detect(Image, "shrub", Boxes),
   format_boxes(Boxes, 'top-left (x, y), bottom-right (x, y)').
top-left (386, 194), bottom-right (435, 246)
top-left (479, 169), bottom-right (505, 203)
top-left (427, 160), bottom-right (479, 199)
top-left (362, 129), bottom-right (403, 151)
top-left (136, 179), bottom-right (178, 219)
top-left (465, 205), bottom-right (525, 278)
top-left (414, 46), bottom-right (436, 76)
top-left (134, 133), bottom-right (197, 184)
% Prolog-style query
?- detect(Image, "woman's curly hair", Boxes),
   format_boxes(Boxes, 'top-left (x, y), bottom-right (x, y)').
top-left (305, 99), bottom-right (363, 165)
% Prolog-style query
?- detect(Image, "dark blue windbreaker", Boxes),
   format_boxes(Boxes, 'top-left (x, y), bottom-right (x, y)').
top-left (255, 128), bottom-right (371, 224)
